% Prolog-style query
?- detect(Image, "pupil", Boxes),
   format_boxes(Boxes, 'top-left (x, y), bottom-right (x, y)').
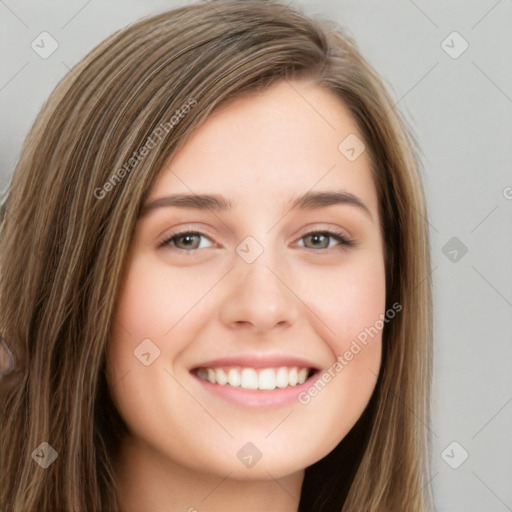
top-left (180, 234), bottom-right (197, 248)
top-left (309, 234), bottom-right (327, 248)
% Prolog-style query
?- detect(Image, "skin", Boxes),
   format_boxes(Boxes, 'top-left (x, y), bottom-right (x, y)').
top-left (106, 79), bottom-right (386, 512)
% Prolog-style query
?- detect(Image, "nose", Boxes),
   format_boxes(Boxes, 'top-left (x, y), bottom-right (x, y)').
top-left (218, 249), bottom-right (300, 334)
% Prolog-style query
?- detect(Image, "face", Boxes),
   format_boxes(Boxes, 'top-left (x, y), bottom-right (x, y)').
top-left (106, 79), bottom-right (386, 480)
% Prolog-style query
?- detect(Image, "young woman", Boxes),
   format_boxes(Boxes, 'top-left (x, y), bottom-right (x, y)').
top-left (0, 1), bottom-right (434, 510)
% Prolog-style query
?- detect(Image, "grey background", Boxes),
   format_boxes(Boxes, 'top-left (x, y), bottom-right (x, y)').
top-left (1, 1), bottom-right (511, 510)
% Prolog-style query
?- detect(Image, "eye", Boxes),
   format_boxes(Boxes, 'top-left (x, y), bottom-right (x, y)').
top-left (158, 228), bottom-right (355, 253)
top-left (298, 230), bottom-right (354, 250)
top-left (159, 231), bottom-right (213, 251)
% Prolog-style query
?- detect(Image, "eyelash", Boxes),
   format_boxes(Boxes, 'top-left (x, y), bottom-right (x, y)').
top-left (157, 229), bottom-right (355, 253)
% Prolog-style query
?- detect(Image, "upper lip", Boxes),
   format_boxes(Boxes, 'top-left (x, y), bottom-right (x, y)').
top-left (190, 354), bottom-right (321, 371)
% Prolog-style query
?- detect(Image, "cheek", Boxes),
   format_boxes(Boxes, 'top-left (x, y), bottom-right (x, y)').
top-left (299, 252), bottom-right (387, 353)
top-left (290, 257), bottom-right (386, 454)
top-left (105, 256), bottom-right (210, 400)
top-left (105, 258), bottom-right (221, 463)
top-left (111, 256), bottom-right (212, 338)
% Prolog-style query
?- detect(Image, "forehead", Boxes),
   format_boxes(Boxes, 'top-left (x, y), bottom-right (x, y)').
top-left (149, 80), bottom-right (378, 216)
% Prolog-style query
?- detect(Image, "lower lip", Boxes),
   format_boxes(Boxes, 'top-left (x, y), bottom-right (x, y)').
top-left (191, 371), bottom-right (318, 408)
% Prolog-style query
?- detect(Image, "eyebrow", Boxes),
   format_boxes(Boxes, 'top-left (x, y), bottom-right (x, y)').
top-left (140, 190), bottom-right (372, 219)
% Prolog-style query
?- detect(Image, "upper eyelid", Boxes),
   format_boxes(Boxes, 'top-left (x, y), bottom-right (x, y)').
top-left (160, 220), bottom-right (352, 239)
top-left (161, 227), bottom-right (353, 249)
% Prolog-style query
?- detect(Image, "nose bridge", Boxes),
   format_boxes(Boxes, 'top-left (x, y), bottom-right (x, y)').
top-left (218, 234), bottom-right (300, 331)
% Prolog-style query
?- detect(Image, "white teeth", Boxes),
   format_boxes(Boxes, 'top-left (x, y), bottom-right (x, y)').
top-left (288, 367), bottom-right (298, 386)
top-left (228, 368), bottom-right (241, 387)
top-left (298, 368), bottom-right (308, 384)
top-left (241, 368), bottom-right (259, 390)
top-left (276, 367), bottom-right (289, 388)
top-left (258, 368), bottom-right (276, 390)
top-left (215, 369), bottom-right (228, 385)
top-left (197, 366), bottom-right (312, 390)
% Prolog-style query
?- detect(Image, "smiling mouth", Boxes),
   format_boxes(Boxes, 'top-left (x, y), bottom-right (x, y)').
top-left (192, 366), bottom-right (318, 391)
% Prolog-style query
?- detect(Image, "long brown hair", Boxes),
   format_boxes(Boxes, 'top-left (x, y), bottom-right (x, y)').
top-left (0, 1), bottom-right (433, 510)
